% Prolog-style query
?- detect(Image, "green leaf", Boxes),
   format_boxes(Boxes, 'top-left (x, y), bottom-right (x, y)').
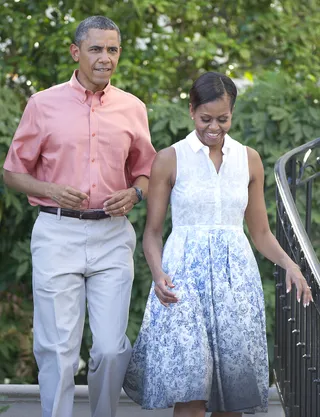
top-left (279, 118), bottom-right (290, 135)
top-left (239, 49), bottom-right (251, 60)
top-left (169, 119), bottom-right (179, 135)
top-left (309, 107), bottom-right (319, 121)
top-left (16, 261), bottom-right (29, 279)
top-left (267, 106), bottom-right (289, 121)
top-left (151, 118), bottom-right (169, 133)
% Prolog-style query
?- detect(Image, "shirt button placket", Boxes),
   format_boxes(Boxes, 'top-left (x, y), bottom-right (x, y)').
top-left (217, 178), bottom-right (222, 223)
top-left (90, 96), bottom-right (99, 207)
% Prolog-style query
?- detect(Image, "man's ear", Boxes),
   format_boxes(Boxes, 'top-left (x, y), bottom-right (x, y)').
top-left (70, 43), bottom-right (80, 62)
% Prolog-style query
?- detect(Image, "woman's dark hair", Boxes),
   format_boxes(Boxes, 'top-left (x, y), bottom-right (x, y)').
top-left (189, 72), bottom-right (237, 111)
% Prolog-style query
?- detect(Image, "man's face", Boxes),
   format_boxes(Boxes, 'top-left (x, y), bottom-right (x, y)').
top-left (70, 28), bottom-right (121, 93)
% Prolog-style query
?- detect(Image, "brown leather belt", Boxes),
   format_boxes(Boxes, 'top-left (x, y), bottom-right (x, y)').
top-left (39, 206), bottom-right (111, 220)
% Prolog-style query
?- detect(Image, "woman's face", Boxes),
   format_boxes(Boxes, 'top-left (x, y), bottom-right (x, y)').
top-left (189, 94), bottom-right (233, 149)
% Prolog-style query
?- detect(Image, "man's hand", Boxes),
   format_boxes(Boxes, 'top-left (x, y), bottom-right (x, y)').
top-left (103, 188), bottom-right (138, 216)
top-left (48, 184), bottom-right (89, 209)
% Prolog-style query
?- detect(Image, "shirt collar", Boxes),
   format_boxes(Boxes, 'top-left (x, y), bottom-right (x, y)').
top-left (69, 70), bottom-right (112, 104)
top-left (186, 130), bottom-right (232, 155)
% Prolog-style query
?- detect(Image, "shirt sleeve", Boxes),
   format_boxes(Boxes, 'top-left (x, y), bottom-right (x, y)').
top-left (3, 96), bottom-right (43, 175)
top-left (126, 102), bottom-right (157, 185)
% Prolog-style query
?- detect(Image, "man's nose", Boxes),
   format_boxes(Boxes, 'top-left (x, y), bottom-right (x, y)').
top-left (99, 49), bottom-right (111, 62)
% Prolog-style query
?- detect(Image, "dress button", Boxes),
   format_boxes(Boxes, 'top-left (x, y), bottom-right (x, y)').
top-left (92, 109), bottom-right (95, 112)
top-left (92, 184), bottom-right (96, 188)
top-left (92, 133), bottom-right (95, 137)
top-left (91, 159), bottom-right (95, 163)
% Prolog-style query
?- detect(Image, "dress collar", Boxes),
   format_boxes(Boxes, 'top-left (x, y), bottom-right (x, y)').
top-left (186, 130), bottom-right (232, 155)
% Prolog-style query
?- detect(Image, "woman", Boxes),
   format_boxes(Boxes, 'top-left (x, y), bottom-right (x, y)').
top-left (123, 72), bottom-right (312, 417)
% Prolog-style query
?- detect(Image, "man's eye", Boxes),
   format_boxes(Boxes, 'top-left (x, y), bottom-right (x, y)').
top-left (202, 119), bottom-right (211, 123)
top-left (218, 119), bottom-right (228, 123)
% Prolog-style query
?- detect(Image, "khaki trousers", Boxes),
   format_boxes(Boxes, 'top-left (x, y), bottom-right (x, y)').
top-left (31, 212), bottom-right (136, 417)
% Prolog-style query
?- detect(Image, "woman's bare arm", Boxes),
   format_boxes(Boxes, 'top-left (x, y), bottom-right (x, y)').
top-left (245, 147), bottom-right (312, 306)
top-left (143, 147), bottom-right (178, 306)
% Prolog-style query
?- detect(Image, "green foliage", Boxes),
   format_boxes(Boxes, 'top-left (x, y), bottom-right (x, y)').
top-left (0, 87), bottom-right (37, 383)
top-left (1, 0), bottom-right (320, 386)
top-left (1, 0), bottom-right (320, 100)
top-left (0, 87), bottom-right (35, 290)
top-left (0, 402), bottom-right (9, 414)
top-left (0, 290), bottom-right (35, 383)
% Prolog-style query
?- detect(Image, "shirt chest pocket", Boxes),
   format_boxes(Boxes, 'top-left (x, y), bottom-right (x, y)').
top-left (106, 146), bottom-right (127, 170)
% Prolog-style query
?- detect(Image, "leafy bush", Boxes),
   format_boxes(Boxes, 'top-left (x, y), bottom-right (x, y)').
top-left (0, 88), bottom-right (37, 383)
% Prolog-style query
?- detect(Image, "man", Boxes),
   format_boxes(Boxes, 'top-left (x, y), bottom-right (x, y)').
top-left (3, 15), bottom-right (156, 417)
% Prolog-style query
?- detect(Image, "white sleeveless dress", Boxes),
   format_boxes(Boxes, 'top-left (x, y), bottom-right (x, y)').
top-left (123, 131), bottom-right (269, 414)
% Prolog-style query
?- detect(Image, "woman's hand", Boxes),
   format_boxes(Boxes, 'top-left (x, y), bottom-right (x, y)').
top-left (285, 265), bottom-right (313, 307)
top-left (154, 273), bottom-right (179, 307)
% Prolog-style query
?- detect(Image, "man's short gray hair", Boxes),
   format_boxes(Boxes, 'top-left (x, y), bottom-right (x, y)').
top-left (74, 16), bottom-right (121, 46)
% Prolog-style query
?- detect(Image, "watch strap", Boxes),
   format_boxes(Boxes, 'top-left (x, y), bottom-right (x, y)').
top-left (132, 186), bottom-right (143, 204)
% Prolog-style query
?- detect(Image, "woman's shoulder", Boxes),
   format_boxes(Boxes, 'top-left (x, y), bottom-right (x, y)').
top-left (152, 146), bottom-right (176, 170)
top-left (246, 146), bottom-right (262, 162)
top-left (157, 146), bottom-right (176, 160)
top-left (150, 147), bottom-right (176, 183)
top-left (245, 146), bottom-right (264, 181)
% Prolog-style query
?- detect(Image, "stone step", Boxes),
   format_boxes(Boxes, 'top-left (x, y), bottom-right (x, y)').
top-left (0, 385), bottom-right (284, 417)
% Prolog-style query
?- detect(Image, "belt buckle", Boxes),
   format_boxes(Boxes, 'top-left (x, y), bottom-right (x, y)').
top-left (79, 210), bottom-right (101, 220)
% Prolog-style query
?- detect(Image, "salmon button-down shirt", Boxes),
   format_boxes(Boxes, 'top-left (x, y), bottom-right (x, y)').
top-left (4, 71), bottom-right (156, 209)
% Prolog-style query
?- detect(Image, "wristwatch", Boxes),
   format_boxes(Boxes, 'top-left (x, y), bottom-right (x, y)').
top-left (132, 186), bottom-right (143, 204)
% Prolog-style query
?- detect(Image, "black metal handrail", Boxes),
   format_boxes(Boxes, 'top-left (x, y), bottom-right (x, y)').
top-left (274, 137), bottom-right (320, 417)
